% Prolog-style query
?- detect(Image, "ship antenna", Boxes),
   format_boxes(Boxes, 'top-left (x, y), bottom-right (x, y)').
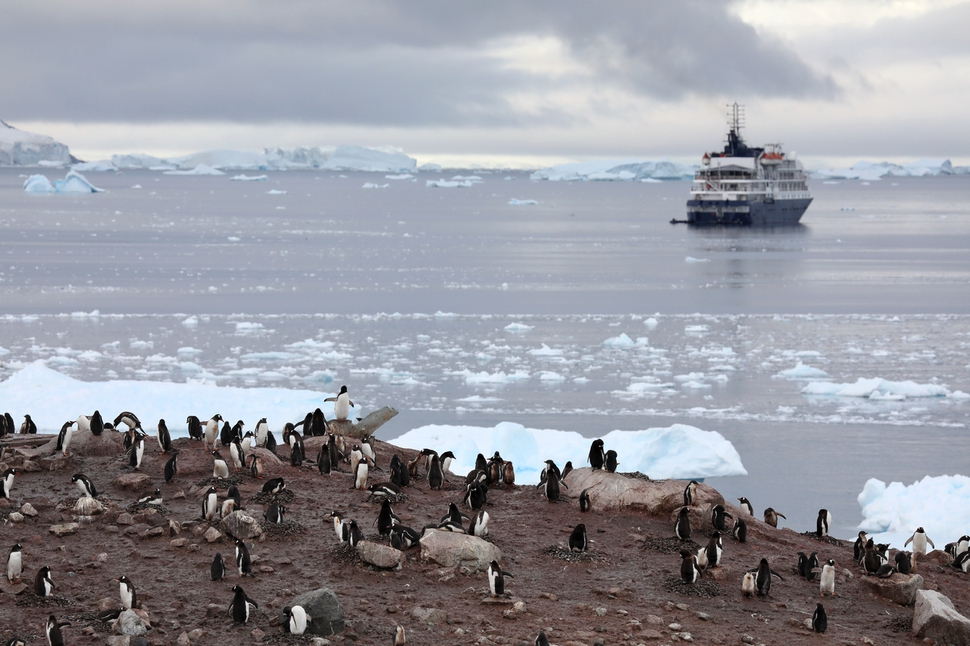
top-left (725, 102), bottom-right (745, 155)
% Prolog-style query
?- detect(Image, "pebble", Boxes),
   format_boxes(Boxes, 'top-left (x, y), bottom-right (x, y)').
top-left (7, 512), bottom-right (24, 523)
top-left (645, 615), bottom-right (664, 625)
top-left (20, 503), bottom-right (38, 516)
top-left (669, 623), bottom-right (683, 631)
top-left (741, 635), bottom-right (755, 644)
top-left (595, 607), bottom-right (607, 616)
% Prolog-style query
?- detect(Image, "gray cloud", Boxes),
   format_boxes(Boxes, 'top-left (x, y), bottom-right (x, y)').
top-left (0, 1), bottom-right (839, 126)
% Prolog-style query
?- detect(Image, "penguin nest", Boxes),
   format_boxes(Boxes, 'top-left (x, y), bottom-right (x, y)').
top-left (329, 542), bottom-right (363, 566)
top-left (16, 594), bottom-right (73, 608)
top-left (264, 633), bottom-right (315, 644)
top-left (258, 519), bottom-right (306, 538)
top-left (662, 576), bottom-right (722, 598)
top-left (799, 531), bottom-right (846, 547)
top-left (618, 471), bottom-right (651, 481)
top-left (252, 489), bottom-right (295, 505)
top-left (366, 492), bottom-right (409, 504)
top-left (196, 475), bottom-right (243, 489)
top-left (888, 615), bottom-right (913, 633)
top-left (125, 501), bottom-right (172, 515)
top-left (544, 545), bottom-right (607, 563)
top-left (642, 536), bottom-right (700, 555)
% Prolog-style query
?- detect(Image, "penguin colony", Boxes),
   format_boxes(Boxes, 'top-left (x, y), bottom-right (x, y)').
top-left (1, 410), bottom-right (968, 644)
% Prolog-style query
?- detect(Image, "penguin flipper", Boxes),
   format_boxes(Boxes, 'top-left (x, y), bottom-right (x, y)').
top-left (246, 595), bottom-right (259, 608)
top-left (904, 535), bottom-right (914, 547)
top-left (927, 537), bottom-right (935, 548)
top-left (770, 569), bottom-right (784, 580)
top-left (324, 396), bottom-right (337, 403)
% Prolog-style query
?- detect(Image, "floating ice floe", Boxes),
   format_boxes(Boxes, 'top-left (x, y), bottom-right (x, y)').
top-left (393, 422), bottom-right (747, 484)
top-left (777, 362), bottom-right (829, 380)
top-left (858, 474), bottom-right (970, 548)
top-left (812, 159), bottom-right (969, 180)
top-left (508, 198), bottom-right (537, 205)
top-left (24, 170), bottom-right (104, 194)
top-left (801, 377), bottom-right (961, 399)
top-left (685, 256), bottom-right (710, 263)
top-left (230, 174), bottom-right (269, 181)
top-left (72, 160), bottom-right (117, 172)
top-left (427, 180), bottom-right (475, 188)
top-left (504, 322), bottom-right (533, 332)
top-left (163, 164), bottom-right (225, 176)
top-left (362, 183), bottom-right (389, 189)
top-left (603, 333), bottom-right (636, 348)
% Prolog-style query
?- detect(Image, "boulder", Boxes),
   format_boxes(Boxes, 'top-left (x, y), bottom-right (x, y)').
top-left (74, 497), bottom-right (104, 515)
top-left (203, 527), bottom-right (222, 543)
top-left (281, 587), bottom-right (344, 636)
top-left (357, 540), bottom-right (403, 569)
top-left (49, 522), bottom-right (80, 537)
top-left (563, 468), bottom-right (724, 516)
top-left (114, 473), bottom-right (153, 493)
top-left (419, 529), bottom-right (501, 573)
top-left (411, 606), bottom-right (448, 624)
top-left (247, 447), bottom-right (282, 466)
top-left (913, 590), bottom-right (970, 645)
top-left (113, 608), bottom-right (148, 636)
top-left (219, 510), bottom-right (264, 541)
top-left (859, 572), bottom-right (923, 606)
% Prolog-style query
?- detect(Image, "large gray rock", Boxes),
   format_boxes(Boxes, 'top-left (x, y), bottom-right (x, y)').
top-left (913, 590), bottom-right (970, 645)
top-left (859, 572), bottom-right (923, 606)
top-left (113, 473), bottom-right (153, 493)
top-left (113, 609), bottom-right (148, 636)
top-left (281, 588), bottom-right (344, 636)
top-left (419, 529), bottom-right (501, 573)
top-left (563, 468), bottom-right (724, 516)
top-left (357, 540), bottom-right (403, 569)
top-left (219, 510), bottom-right (264, 540)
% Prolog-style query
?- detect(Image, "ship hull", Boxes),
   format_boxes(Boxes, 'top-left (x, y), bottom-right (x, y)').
top-left (685, 197), bottom-right (812, 226)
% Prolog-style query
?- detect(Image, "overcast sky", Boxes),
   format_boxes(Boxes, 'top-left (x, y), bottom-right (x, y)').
top-left (3, 0), bottom-right (968, 166)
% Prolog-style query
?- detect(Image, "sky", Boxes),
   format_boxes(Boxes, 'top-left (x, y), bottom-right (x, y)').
top-left (3, 0), bottom-right (968, 168)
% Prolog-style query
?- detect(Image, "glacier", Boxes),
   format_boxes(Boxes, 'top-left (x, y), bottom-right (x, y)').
top-left (0, 120), bottom-right (71, 166)
top-left (530, 158), bottom-right (697, 182)
top-left (812, 159), bottom-right (969, 180)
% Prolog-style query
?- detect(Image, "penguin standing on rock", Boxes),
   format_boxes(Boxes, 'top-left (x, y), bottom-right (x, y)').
top-left (228, 585), bottom-right (258, 624)
top-left (20, 415), bottom-right (37, 435)
top-left (186, 415), bottom-right (204, 441)
top-left (763, 507), bottom-right (786, 528)
top-left (854, 531), bottom-right (869, 563)
top-left (683, 480), bottom-right (698, 507)
top-left (1, 468), bottom-right (20, 499)
top-left (487, 560), bottom-right (513, 596)
top-left (71, 473), bottom-right (98, 499)
top-left (604, 450), bottom-right (619, 473)
top-left (587, 439), bottom-right (605, 470)
top-left (114, 411), bottom-right (143, 432)
top-left (90, 410), bottom-right (104, 436)
top-left (738, 497), bottom-right (753, 516)
top-left (535, 631), bottom-right (551, 646)
top-left (202, 486), bottom-right (219, 521)
top-left (325, 385), bottom-right (354, 421)
top-left (204, 414), bottom-right (223, 451)
top-left (710, 504), bottom-right (733, 532)
top-left (117, 575), bottom-right (137, 610)
top-left (55, 421), bottom-right (75, 456)
top-left (128, 432), bottom-right (145, 470)
top-left (164, 450), bottom-right (179, 483)
top-left (212, 450), bottom-right (230, 479)
top-left (156, 419), bottom-right (172, 453)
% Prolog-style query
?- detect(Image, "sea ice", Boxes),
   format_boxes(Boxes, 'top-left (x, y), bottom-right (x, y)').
top-left (508, 198), bottom-right (537, 205)
top-left (802, 377), bottom-right (952, 399)
top-left (163, 164), bottom-right (225, 176)
top-left (777, 362), bottom-right (829, 379)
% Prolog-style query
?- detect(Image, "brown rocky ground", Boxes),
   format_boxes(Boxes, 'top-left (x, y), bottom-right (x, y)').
top-left (0, 429), bottom-right (967, 646)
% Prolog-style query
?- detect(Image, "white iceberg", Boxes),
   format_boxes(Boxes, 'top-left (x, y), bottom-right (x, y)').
top-left (26, 170), bottom-right (104, 194)
top-left (812, 159), bottom-right (968, 180)
top-left (801, 377), bottom-right (952, 399)
top-left (857, 475), bottom-right (970, 548)
top-left (230, 174), bottom-right (269, 182)
top-left (777, 362), bottom-right (829, 380)
top-left (72, 160), bottom-right (118, 172)
top-left (0, 120), bottom-right (71, 166)
top-left (508, 198), bottom-right (537, 205)
top-left (163, 164), bottom-right (225, 176)
top-left (23, 174), bottom-right (55, 194)
top-left (531, 158), bottom-right (697, 182)
top-left (111, 153), bottom-right (175, 170)
top-left (393, 422), bottom-right (747, 484)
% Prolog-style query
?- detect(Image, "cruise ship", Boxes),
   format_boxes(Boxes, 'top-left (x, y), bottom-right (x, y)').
top-left (684, 105), bottom-right (812, 225)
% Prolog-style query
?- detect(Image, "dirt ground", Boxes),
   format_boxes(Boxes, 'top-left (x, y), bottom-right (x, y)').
top-left (0, 430), bottom-right (967, 646)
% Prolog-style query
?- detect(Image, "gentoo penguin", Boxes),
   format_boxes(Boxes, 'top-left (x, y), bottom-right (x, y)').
top-left (138, 488), bottom-right (163, 506)
top-left (741, 572), bottom-right (756, 598)
top-left (560, 460), bottom-right (573, 481)
top-left (7, 638), bottom-right (26, 646)
top-left (1, 468), bottom-right (19, 498)
top-left (360, 435), bottom-right (377, 467)
top-left (538, 460), bottom-right (564, 501)
top-left (348, 443), bottom-right (363, 474)
top-left (604, 450), bottom-right (619, 473)
top-left (377, 499), bottom-right (398, 537)
top-left (6, 544), bottom-right (22, 583)
top-left (164, 450), bottom-right (178, 483)
top-left (283, 605), bottom-right (308, 635)
top-left (819, 559), bottom-right (836, 596)
top-left (680, 549), bottom-right (702, 583)
top-left (854, 531), bottom-right (869, 563)
top-left (388, 455), bottom-right (406, 486)
top-left (863, 539), bottom-right (882, 574)
top-left (228, 585), bottom-right (258, 624)
top-left (733, 516), bottom-right (747, 542)
top-left (71, 473), bottom-right (98, 499)
top-left (114, 411), bottom-right (143, 432)
top-left (212, 450), bottom-right (230, 479)
top-left (441, 502), bottom-right (468, 528)
top-left (486, 454), bottom-right (503, 486)
top-left (264, 503), bottom-right (286, 524)
top-left (569, 523), bottom-right (588, 552)
top-left (710, 504), bottom-right (733, 532)
top-left (186, 415), bottom-right (204, 441)
top-left (812, 602), bottom-right (827, 633)
top-left (249, 454), bottom-right (264, 479)
top-left (422, 448), bottom-right (440, 476)
top-left (326, 433), bottom-right (341, 471)
top-left (816, 509), bottom-right (832, 538)
top-left (951, 550), bottom-right (970, 573)
top-left (45, 616), bottom-right (71, 646)
top-left (763, 507), bottom-right (786, 528)
top-left (210, 553), bottom-right (225, 581)
top-left (487, 560), bottom-right (513, 596)
top-left (427, 455), bottom-right (443, 491)
top-left (310, 407), bottom-right (328, 437)
top-left (204, 414), bottom-right (223, 450)
top-left (368, 482), bottom-right (402, 499)
top-left (354, 460), bottom-right (369, 490)
top-left (235, 538), bottom-right (253, 576)
top-left (221, 498), bottom-right (238, 520)
top-left (264, 429), bottom-right (278, 455)
top-left (254, 418), bottom-right (269, 446)
top-left (904, 527), bottom-right (935, 556)
top-left (588, 438), bottom-right (606, 470)
top-left (438, 449), bottom-right (455, 474)
top-left (805, 552), bottom-right (820, 581)
top-left (329, 511), bottom-right (347, 543)
top-left (683, 480), bottom-right (698, 507)
top-left (325, 385), bottom-right (354, 420)
top-left (751, 558), bottom-right (783, 596)
top-left (535, 631), bottom-right (552, 646)
top-left (703, 532), bottom-right (723, 568)
top-left (674, 507), bottom-right (692, 540)
top-left (347, 520), bottom-right (364, 548)
top-left (468, 510), bottom-right (490, 537)
top-left (202, 486), bottom-right (219, 521)
top-left (464, 482), bottom-right (488, 510)
top-left (316, 445), bottom-right (331, 475)
top-left (289, 442), bottom-right (304, 467)
top-left (393, 624), bottom-right (406, 646)
top-left (35, 565), bottom-right (55, 596)
top-left (128, 432), bottom-right (145, 470)
top-left (55, 421), bottom-right (75, 456)
top-left (156, 419), bottom-right (172, 453)
top-left (262, 477), bottom-right (285, 495)
top-left (579, 488), bottom-right (591, 513)
top-left (229, 437), bottom-right (244, 471)
top-left (390, 525), bottom-right (422, 550)
top-left (90, 410), bottom-right (104, 436)
top-left (895, 550), bottom-right (913, 574)
top-left (738, 496), bottom-right (753, 516)
top-left (20, 414), bottom-right (37, 435)
top-left (227, 484), bottom-right (242, 510)
top-left (117, 575), bottom-right (137, 610)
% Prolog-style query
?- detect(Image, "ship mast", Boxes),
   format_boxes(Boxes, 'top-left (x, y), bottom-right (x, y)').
top-left (724, 102), bottom-right (746, 156)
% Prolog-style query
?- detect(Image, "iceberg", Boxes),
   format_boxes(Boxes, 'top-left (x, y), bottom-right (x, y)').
top-left (393, 422), bottom-right (746, 485)
top-left (72, 160), bottom-right (118, 172)
top-left (531, 158), bottom-right (697, 182)
top-left (801, 377), bottom-right (952, 399)
top-left (163, 164), bottom-right (225, 176)
top-left (0, 120), bottom-right (71, 166)
top-left (111, 153), bottom-right (175, 170)
top-left (24, 170), bottom-right (103, 194)
top-left (23, 174), bottom-right (55, 194)
top-left (858, 475), bottom-right (970, 548)
top-left (812, 159), bottom-right (969, 180)
top-left (777, 362), bottom-right (829, 380)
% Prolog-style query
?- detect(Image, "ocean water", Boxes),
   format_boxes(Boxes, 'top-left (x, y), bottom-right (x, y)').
top-left (1, 168), bottom-right (969, 538)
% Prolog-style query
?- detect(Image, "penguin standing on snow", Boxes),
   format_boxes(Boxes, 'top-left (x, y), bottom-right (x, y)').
top-left (816, 509), bottom-right (832, 538)
top-left (156, 419), bottom-right (172, 453)
top-left (588, 439), bottom-right (606, 470)
top-left (228, 585), bottom-right (258, 624)
top-left (71, 473), bottom-right (98, 499)
top-left (325, 385), bottom-right (355, 421)
top-left (487, 560), bottom-right (513, 596)
top-left (569, 524), bottom-right (588, 552)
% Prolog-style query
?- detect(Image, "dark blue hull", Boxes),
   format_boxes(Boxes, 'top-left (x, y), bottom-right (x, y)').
top-left (686, 197), bottom-right (812, 226)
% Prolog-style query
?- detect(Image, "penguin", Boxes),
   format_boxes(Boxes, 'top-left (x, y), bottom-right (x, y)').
top-left (569, 523), bottom-right (588, 552)
top-left (579, 488), bottom-right (591, 513)
top-left (763, 507), bottom-right (786, 528)
top-left (186, 415), bottom-right (204, 441)
top-left (117, 575), bottom-right (137, 610)
top-left (228, 585), bottom-right (258, 624)
top-left (329, 511), bottom-right (347, 543)
top-left (732, 516), bottom-right (747, 543)
top-left (240, 428), bottom-right (255, 459)
top-left (204, 414), bottom-right (222, 450)
top-left (249, 454), bottom-right (264, 479)
top-left (114, 411), bottom-right (143, 432)
top-left (368, 482), bottom-right (402, 499)
top-left (348, 520), bottom-right (364, 548)
top-left (156, 419), bottom-right (172, 453)
top-left (164, 450), bottom-right (179, 483)
top-left (953, 551), bottom-right (970, 573)
top-left (441, 502), bottom-right (469, 528)
top-left (741, 572), bottom-right (756, 598)
top-left (959, 535), bottom-right (970, 555)
top-left (487, 559), bottom-right (513, 596)
top-left (2, 412), bottom-right (11, 437)
top-left (683, 480), bottom-right (698, 507)
top-left (474, 452), bottom-right (487, 474)
top-left (797, 552), bottom-right (809, 578)
top-left (710, 504), bottom-right (733, 532)
top-left (45, 616), bottom-right (71, 646)
top-left (895, 550), bottom-right (913, 574)
top-left (128, 432), bottom-right (145, 470)
top-left (406, 454), bottom-right (421, 479)
top-left (464, 482), bottom-right (488, 510)
top-left (904, 527), bottom-right (935, 556)
top-left (0, 413), bottom-right (7, 438)
top-left (468, 510), bottom-right (490, 537)
top-left (751, 558), bottom-right (783, 596)
top-left (377, 499), bottom-right (398, 537)
top-left (863, 539), bottom-right (882, 574)
top-left (390, 525), bottom-right (422, 550)
top-left (486, 454), bottom-right (503, 486)
top-left (6, 638), bottom-right (26, 646)
top-left (439, 450), bottom-right (455, 475)
top-left (422, 448), bottom-right (440, 476)
top-left (235, 538), bottom-right (253, 576)
top-left (354, 460), bottom-right (369, 490)
top-left (538, 460), bottom-right (563, 501)
top-left (91, 410), bottom-right (104, 436)
top-left (393, 624), bottom-right (406, 646)
top-left (55, 421), bottom-right (75, 456)
top-left (310, 407), bottom-right (329, 437)
top-left (588, 439), bottom-right (606, 470)
top-left (264, 503), bottom-right (286, 524)
top-left (561, 460), bottom-right (573, 480)
top-left (35, 565), bottom-right (55, 597)
top-left (680, 549), bottom-right (702, 583)
top-left (703, 532), bottom-right (723, 568)
top-left (325, 385), bottom-right (354, 420)
top-left (202, 486), bottom-right (219, 521)
top-left (427, 454), bottom-right (443, 491)
top-left (388, 454), bottom-right (406, 486)
top-left (6, 543), bottom-right (22, 584)
top-left (226, 420), bottom-right (244, 447)
top-left (263, 477), bottom-right (285, 495)
top-left (20, 414), bottom-right (37, 435)
top-left (211, 552), bottom-right (225, 581)
top-left (816, 509), bottom-right (832, 538)
top-left (674, 507), bottom-right (691, 541)
top-left (604, 449), bottom-right (619, 473)
top-left (289, 441), bottom-right (304, 467)
top-left (535, 631), bottom-right (551, 646)
top-left (283, 605), bottom-right (308, 635)
top-left (805, 551), bottom-right (820, 581)
top-left (227, 484), bottom-right (242, 510)
top-left (854, 531), bottom-right (869, 563)
top-left (138, 488), bottom-right (163, 506)
top-left (361, 435), bottom-right (377, 466)
top-left (738, 496), bottom-right (753, 516)
top-left (221, 498), bottom-right (238, 520)
top-left (71, 473), bottom-right (98, 499)
top-left (252, 417), bottom-right (268, 447)
top-left (229, 437), bottom-right (244, 471)
top-left (264, 429), bottom-right (278, 455)
top-left (812, 602), bottom-right (827, 633)
top-left (212, 450), bottom-right (230, 479)
top-left (819, 559), bottom-right (836, 596)
top-left (1, 468), bottom-right (19, 498)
